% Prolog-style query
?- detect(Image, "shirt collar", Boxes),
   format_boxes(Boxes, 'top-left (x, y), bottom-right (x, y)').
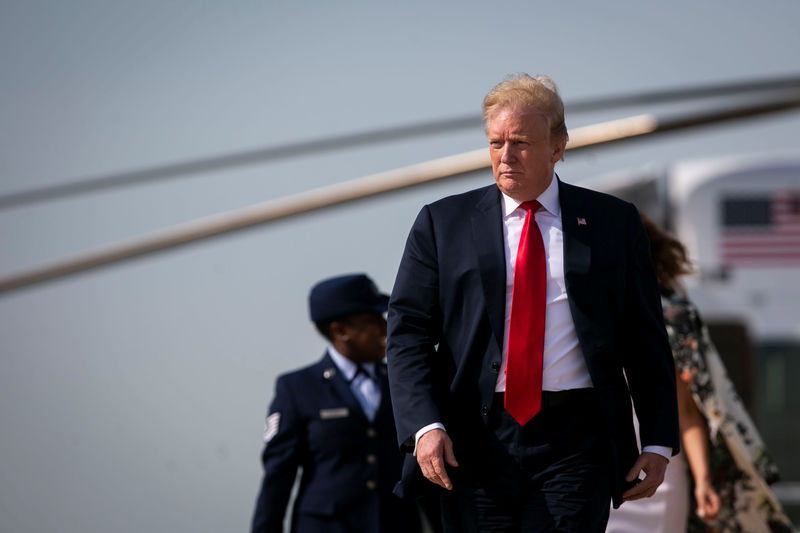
top-left (327, 346), bottom-right (375, 380)
top-left (501, 172), bottom-right (561, 218)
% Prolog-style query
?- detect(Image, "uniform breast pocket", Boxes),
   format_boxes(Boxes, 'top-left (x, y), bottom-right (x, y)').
top-left (308, 408), bottom-right (361, 448)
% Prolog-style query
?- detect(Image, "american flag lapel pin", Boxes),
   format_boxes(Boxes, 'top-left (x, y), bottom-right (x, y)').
top-left (577, 217), bottom-right (587, 226)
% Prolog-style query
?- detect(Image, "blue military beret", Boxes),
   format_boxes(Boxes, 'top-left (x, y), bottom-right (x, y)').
top-left (308, 273), bottom-right (389, 323)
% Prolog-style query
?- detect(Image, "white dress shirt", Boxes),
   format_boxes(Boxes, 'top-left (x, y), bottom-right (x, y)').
top-left (328, 347), bottom-right (381, 422)
top-left (496, 175), bottom-right (592, 392)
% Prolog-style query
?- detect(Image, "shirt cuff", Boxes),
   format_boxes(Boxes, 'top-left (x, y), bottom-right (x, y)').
top-left (642, 445), bottom-right (672, 460)
top-left (413, 423), bottom-right (446, 456)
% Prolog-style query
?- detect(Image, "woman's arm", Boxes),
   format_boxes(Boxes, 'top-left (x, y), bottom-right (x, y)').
top-left (676, 368), bottom-right (721, 520)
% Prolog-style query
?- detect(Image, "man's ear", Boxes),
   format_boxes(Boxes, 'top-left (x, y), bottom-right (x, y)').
top-left (552, 139), bottom-right (566, 163)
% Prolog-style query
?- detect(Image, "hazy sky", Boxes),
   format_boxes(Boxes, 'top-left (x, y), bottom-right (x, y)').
top-left (1, 2), bottom-right (799, 532)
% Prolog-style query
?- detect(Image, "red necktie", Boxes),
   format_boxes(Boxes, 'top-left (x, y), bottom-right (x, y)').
top-left (505, 200), bottom-right (546, 425)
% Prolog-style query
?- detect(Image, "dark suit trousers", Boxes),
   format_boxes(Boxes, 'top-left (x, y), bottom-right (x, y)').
top-left (439, 390), bottom-right (612, 533)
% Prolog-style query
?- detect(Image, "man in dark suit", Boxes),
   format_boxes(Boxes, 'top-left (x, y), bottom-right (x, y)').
top-left (251, 273), bottom-right (426, 533)
top-left (387, 74), bottom-right (680, 532)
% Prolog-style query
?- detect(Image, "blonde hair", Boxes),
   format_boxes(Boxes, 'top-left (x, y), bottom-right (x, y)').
top-left (482, 73), bottom-right (568, 146)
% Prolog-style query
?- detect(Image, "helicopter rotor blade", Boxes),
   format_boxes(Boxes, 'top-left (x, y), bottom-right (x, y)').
top-left (1, 74), bottom-right (798, 211)
top-left (1, 92), bottom-right (799, 295)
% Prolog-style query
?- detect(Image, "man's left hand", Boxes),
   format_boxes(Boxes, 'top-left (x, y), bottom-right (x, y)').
top-left (621, 451), bottom-right (669, 501)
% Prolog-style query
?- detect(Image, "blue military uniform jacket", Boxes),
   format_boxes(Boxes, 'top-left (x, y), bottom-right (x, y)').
top-left (251, 351), bottom-right (423, 533)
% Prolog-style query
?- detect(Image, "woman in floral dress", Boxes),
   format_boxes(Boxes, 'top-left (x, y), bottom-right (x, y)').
top-left (608, 215), bottom-right (793, 533)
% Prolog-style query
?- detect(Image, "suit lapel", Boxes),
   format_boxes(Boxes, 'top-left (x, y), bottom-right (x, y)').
top-left (320, 352), bottom-right (369, 424)
top-left (558, 179), bottom-right (591, 276)
top-left (558, 178), bottom-right (598, 365)
top-left (471, 186), bottom-right (507, 350)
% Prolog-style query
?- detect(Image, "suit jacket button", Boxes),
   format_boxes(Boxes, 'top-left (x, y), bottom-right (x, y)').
top-left (366, 480), bottom-right (377, 490)
top-left (366, 428), bottom-right (377, 438)
top-left (490, 362), bottom-right (500, 372)
top-left (481, 404), bottom-right (489, 416)
top-left (366, 454), bottom-right (377, 464)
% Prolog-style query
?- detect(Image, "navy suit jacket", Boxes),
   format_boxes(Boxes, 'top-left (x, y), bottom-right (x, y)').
top-left (386, 179), bottom-right (680, 506)
top-left (251, 352), bottom-right (422, 533)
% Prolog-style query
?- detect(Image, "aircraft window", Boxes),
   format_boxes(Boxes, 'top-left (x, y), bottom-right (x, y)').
top-left (722, 197), bottom-right (771, 227)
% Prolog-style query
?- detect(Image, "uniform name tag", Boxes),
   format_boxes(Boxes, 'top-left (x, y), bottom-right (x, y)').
top-left (319, 407), bottom-right (349, 419)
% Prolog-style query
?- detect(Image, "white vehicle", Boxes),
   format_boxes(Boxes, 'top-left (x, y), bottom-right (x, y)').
top-left (586, 152), bottom-right (800, 513)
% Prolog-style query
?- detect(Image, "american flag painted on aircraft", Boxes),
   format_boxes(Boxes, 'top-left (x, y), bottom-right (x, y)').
top-left (719, 190), bottom-right (800, 267)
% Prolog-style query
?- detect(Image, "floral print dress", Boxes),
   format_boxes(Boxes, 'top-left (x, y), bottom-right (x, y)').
top-left (663, 291), bottom-right (794, 533)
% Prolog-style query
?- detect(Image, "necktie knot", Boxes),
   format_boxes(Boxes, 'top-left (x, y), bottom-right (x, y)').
top-left (520, 200), bottom-right (541, 214)
top-left (350, 365), bottom-right (374, 384)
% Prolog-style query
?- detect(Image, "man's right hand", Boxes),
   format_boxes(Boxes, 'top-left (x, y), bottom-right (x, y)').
top-left (416, 428), bottom-right (459, 490)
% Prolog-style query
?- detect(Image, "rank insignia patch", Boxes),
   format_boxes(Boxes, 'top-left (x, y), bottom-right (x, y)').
top-left (264, 412), bottom-right (280, 444)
